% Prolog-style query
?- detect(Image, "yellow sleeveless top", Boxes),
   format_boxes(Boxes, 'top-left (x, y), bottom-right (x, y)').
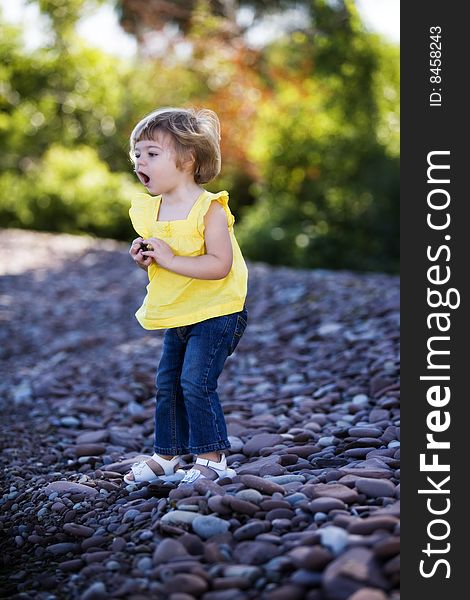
top-left (129, 189), bottom-right (248, 329)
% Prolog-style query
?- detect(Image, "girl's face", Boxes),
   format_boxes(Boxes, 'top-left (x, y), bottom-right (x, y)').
top-left (133, 134), bottom-right (191, 195)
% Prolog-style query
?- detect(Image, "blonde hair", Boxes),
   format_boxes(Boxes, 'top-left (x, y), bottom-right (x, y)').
top-left (129, 107), bottom-right (221, 184)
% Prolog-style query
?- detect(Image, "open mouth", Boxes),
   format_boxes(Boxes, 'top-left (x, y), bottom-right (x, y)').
top-left (137, 171), bottom-right (150, 186)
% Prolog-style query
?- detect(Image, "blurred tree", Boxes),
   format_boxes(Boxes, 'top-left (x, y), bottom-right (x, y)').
top-left (116, 0), bottom-right (311, 40)
top-left (238, 0), bottom-right (399, 272)
top-left (0, 19), bottom-right (131, 172)
top-left (116, 0), bottom-right (398, 271)
top-left (1, 0), bottom-right (399, 273)
top-left (0, 143), bottom-right (138, 238)
top-left (0, 12), bottom-right (142, 233)
top-left (32, 0), bottom-right (105, 40)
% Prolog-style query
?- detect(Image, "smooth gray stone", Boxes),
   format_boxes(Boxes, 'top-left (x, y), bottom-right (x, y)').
top-left (191, 515), bottom-right (230, 539)
top-left (234, 489), bottom-right (264, 504)
top-left (309, 497), bottom-right (347, 512)
top-left (285, 492), bottom-right (308, 506)
top-left (318, 526), bottom-right (349, 556)
top-left (243, 433), bottom-right (285, 456)
top-left (263, 474), bottom-right (305, 485)
top-left (233, 540), bottom-right (283, 565)
top-left (153, 538), bottom-right (189, 563)
top-left (79, 581), bottom-right (107, 600)
top-left (161, 510), bottom-right (199, 525)
top-left (45, 542), bottom-right (79, 556)
top-left (136, 556), bottom-right (153, 572)
top-left (222, 564), bottom-right (263, 582)
top-left (43, 481), bottom-right (99, 497)
top-left (348, 427), bottom-right (383, 438)
top-left (233, 519), bottom-right (271, 541)
top-left (323, 547), bottom-right (390, 600)
top-left (291, 569), bottom-right (323, 586)
top-left (355, 478), bottom-right (396, 498)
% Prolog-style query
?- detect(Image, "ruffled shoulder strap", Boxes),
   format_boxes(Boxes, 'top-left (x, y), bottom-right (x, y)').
top-left (129, 193), bottom-right (157, 238)
top-left (195, 190), bottom-right (235, 236)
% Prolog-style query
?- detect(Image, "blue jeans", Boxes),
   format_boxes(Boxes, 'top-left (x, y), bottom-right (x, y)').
top-left (153, 306), bottom-right (248, 455)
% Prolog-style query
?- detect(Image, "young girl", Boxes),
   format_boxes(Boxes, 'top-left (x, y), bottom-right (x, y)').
top-left (123, 107), bottom-right (248, 486)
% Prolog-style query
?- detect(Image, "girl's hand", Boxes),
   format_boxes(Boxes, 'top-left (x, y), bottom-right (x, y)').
top-left (129, 237), bottom-right (154, 269)
top-left (141, 237), bottom-right (175, 270)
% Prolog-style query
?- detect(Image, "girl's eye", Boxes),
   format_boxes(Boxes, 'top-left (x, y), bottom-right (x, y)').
top-left (149, 153), bottom-right (158, 157)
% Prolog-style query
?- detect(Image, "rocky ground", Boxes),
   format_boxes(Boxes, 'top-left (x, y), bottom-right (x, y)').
top-left (0, 229), bottom-right (400, 600)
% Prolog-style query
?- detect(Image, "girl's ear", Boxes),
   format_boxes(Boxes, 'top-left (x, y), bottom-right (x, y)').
top-left (183, 151), bottom-right (197, 175)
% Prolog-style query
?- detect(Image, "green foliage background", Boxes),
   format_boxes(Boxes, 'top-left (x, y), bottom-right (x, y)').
top-left (0, 0), bottom-right (399, 273)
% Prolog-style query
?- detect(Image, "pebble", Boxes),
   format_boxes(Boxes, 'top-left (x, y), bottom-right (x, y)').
top-left (348, 589), bottom-right (389, 600)
top-left (80, 581), bottom-right (107, 600)
top-left (0, 231), bottom-right (399, 600)
top-left (348, 516), bottom-right (399, 535)
top-left (191, 515), bottom-right (231, 539)
top-left (318, 436), bottom-right (337, 447)
top-left (285, 492), bottom-right (308, 506)
top-left (233, 520), bottom-right (271, 541)
top-left (355, 478), bottom-right (396, 498)
top-left (238, 475), bottom-right (285, 495)
top-left (234, 489), bottom-right (264, 504)
top-left (373, 536), bottom-right (400, 559)
top-left (308, 483), bottom-right (360, 504)
top-left (153, 538), bottom-right (189, 563)
top-left (73, 444), bottom-right (106, 457)
top-left (163, 573), bottom-right (209, 595)
top-left (161, 510), bottom-right (200, 526)
top-left (369, 409), bottom-right (390, 423)
top-left (207, 495), bottom-right (232, 516)
top-left (43, 481), bottom-right (99, 497)
top-left (288, 545), bottom-right (333, 570)
top-left (136, 556), bottom-right (153, 572)
top-left (265, 474), bottom-right (305, 485)
top-left (226, 496), bottom-right (259, 516)
top-left (348, 427), bottom-right (383, 438)
top-left (323, 547), bottom-right (390, 600)
top-left (61, 416), bottom-right (81, 427)
top-left (318, 526), bottom-right (349, 556)
top-left (63, 523), bottom-right (95, 537)
top-left (243, 433), bottom-right (285, 456)
top-left (352, 394), bottom-right (369, 405)
top-left (233, 541), bottom-right (283, 565)
top-left (45, 542), bottom-right (79, 556)
top-left (309, 497), bottom-right (347, 512)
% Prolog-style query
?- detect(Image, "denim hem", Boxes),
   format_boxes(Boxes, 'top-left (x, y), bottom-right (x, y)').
top-left (187, 441), bottom-right (231, 454)
top-left (154, 442), bottom-right (231, 455)
top-left (153, 447), bottom-right (191, 455)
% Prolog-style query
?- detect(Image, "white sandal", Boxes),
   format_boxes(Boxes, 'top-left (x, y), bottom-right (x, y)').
top-left (177, 453), bottom-right (236, 485)
top-left (123, 453), bottom-right (185, 484)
